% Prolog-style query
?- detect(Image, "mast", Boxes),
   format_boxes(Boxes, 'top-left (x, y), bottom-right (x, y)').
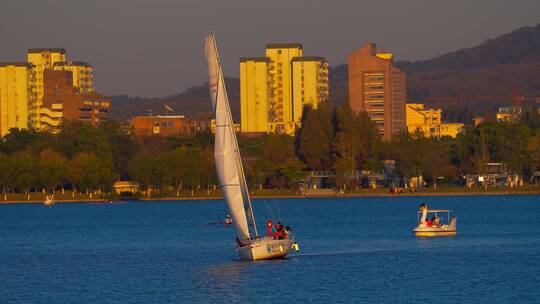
top-left (205, 33), bottom-right (259, 238)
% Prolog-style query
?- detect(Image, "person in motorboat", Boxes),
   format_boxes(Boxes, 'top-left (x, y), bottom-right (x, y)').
top-left (431, 216), bottom-right (440, 227)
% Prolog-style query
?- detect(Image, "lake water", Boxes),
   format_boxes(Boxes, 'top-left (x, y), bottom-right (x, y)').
top-left (1, 195), bottom-right (540, 303)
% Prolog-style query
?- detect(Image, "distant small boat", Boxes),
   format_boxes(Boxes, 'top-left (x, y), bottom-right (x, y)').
top-left (224, 215), bottom-right (232, 225)
top-left (43, 195), bottom-right (55, 206)
top-left (205, 33), bottom-right (298, 260)
top-left (413, 204), bottom-right (457, 237)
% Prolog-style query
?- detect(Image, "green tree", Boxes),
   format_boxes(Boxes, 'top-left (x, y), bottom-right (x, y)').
top-left (0, 153), bottom-right (17, 200)
top-left (99, 120), bottom-right (137, 180)
top-left (39, 149), bottom-right (69, 195)
top-left (57, 121), bottom-right (112, 159)
top-left (166, 147), bottom-right (203, 196)
top-left (13, 152), bottom-right (38, 199)
top-left (75, 152), bottom-right (115, 198)
top-left (298, 103), bottom-right (334, 170)
top-left (128, 153), bottom-right (169, 197)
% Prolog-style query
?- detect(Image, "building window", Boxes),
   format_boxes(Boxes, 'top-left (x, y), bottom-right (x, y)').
top-left (367, 75), bottom-right (384, 81)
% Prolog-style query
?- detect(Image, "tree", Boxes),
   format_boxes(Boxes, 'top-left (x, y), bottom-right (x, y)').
top-left (128, 153), bottom-right (169, 197)
top-left (0, 153), bottom-right (16, 200)
top-left (39, 149), bottom-right (69, 195)
top-left (422, 139), bottom-right (453, 188)
top-left (280, 158), bottom-right (307, 188)
top-left (166, 147), bottom-right (203, 196)
top-left (12, 152), bottom-right (38, 199)
top-left (298, 103), bottom-right (334, 170)
top-left (388, 130), bottom-right (426, 186)
top-left (527, 131), bottom-right (540, 177)
top-left (57, 121), bottom-right (112, 159)
top-left (75, 152), bottom-right (115, 198)
top-left (99, 120), bottom-right (138, 180)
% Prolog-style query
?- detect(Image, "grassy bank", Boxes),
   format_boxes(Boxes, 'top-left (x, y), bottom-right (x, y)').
top-left (2, 186), bottom-right (540, 204)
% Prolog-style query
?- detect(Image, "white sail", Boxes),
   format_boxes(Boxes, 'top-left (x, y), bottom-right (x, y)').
top-left (205, 34), bottom-right (257, 241)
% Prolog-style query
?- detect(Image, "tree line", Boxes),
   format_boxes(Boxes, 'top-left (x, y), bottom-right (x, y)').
top-left (2, 102), bottom-right (540, 199)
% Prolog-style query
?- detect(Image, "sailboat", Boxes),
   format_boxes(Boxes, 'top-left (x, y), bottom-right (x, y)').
top-left (205, 33), bottom-right (298, 261)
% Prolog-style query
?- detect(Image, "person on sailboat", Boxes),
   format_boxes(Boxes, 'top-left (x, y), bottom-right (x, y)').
top-left (266, 220), bottom-right (273, 236)
top-left (274, 222), bottom-right (285, 240)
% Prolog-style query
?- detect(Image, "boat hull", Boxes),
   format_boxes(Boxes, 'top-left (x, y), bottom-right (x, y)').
top-left (414, 217), bottom-right (457, 237)
top-left (414, 230), bottom-right (457, 237)
top-left (237, 238), bottom-right (294, 261)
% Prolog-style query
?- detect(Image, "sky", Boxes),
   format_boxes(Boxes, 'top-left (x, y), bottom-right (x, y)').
top-left (1, 0), bottom-right (539, 98)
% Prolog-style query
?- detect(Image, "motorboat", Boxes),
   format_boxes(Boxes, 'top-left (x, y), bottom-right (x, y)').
top-left (413, 204), bottom-right (457, 237)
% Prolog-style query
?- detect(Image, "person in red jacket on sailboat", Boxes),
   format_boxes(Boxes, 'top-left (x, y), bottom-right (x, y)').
top-left (267, 220), bottom-right (273, 237)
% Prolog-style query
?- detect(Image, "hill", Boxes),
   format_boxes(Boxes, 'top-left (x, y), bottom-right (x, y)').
top-left (330, 24), bottom-right (540, 121)
top-left (110, 24), bottom-right (540, 123)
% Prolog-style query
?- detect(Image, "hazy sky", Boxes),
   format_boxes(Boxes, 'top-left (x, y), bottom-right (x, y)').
top-left (1, 0), bottom-right (539, 97)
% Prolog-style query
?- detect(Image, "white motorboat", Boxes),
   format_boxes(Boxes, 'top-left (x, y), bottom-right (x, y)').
top-left (413, 204), bottom-right (457, 237)
top-left (205, 33), bottom-right (299, 260)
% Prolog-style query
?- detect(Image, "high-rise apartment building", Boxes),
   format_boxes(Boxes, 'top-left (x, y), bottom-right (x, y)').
top-left (239, 43), bottom-right (328, 135)
top-left (348, 43), bottom-right (406, 140)
top-left (0, 62), bottom-right (36, 136)
top-left (266, 44), bottom-right (303, 134)
top-left (239, 57), bottom-right (271, 133)
top-left (291, 57), bottom-right (329, 123)
top-left (53, 61), bottom-right (94, 94)
top-left (27, 48), bottom-right (66, 129)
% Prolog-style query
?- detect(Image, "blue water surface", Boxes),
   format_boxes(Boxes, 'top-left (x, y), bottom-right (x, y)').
top-left (1, 195), bottom-right (540, 303)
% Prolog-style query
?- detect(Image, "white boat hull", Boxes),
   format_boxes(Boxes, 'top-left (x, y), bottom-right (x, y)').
top-left (414, 218), bottom-right (457, 237)
top-left (237, 237), bottom-right (294, 261)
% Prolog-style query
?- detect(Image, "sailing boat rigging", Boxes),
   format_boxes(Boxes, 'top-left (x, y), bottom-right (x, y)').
top-left (205, 33), bottom-right (298, 260)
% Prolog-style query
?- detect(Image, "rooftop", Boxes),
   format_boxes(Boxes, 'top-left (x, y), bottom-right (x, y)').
top-left (0, 62), bottom-right (33, 68)
top-left (28, 48), bottom-right (66, 54)
top-left (239, 57), bottom-right (270, 62)
top-left (291, 56), bottom-right (327, 62)
top-left (265, 43), bottom-right (303, 49)
top-left (53, 61), bottom-right (91, 67)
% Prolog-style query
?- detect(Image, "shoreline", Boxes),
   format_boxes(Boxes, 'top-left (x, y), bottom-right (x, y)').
top-left (1, 189), bottom-right (539, 204)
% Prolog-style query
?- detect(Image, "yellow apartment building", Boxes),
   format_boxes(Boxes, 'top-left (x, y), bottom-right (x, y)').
top-left (0, 62), bottom-right (36, 136)
top-left (239, 43), bottom-right (328, 136)
top-left (239, 57), bottom-right (271, 133)
top-left (266, 43), bottom-right (302, 134)
top-left (53, 61), bottom-right (94, 94)
top-left (291, 57), bottom-right (329, 124)
top-left (406, 103), bottom-right (463, 138)
top-left (27, 48), bottom-right (66, 129)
